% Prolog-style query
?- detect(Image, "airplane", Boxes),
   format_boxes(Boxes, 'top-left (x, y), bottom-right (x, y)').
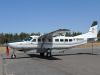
top-left (6, 21), bottom-right (98, 58)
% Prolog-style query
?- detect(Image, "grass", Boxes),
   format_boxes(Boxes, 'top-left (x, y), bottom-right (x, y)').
top-left (0, 47), bottom-right (6, 54)
top-left (75, 42), bottom-right (100, 48)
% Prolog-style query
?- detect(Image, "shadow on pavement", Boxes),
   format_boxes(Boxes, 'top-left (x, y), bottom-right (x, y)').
top-left (28, 54), bottom-right (61, 60)
top-left (3, 54), bottom-right (61, 60)
top-left (54, 52), bottom-right (99, 56)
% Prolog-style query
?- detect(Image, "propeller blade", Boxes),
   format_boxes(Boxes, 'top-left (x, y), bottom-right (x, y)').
top-left (6, 46), bottom-right (10, 56)
top-left (5, 39), bottom-right (10, 56)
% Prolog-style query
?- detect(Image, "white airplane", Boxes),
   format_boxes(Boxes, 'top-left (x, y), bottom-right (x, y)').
top-left (6, 21), bottom-right (98, 58)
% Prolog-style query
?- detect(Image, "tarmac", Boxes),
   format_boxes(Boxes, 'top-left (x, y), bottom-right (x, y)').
top-left (0, 47), bottom-right (100, 75)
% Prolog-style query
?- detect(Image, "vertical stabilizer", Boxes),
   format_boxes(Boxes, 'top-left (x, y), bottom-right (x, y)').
top-left (89, 21), bottom-right (98, 37)
top-left (74, 21), bottom-right (98, 40)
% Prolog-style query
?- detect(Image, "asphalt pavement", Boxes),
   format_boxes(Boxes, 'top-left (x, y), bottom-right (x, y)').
top-left (0, 47), bottom-right (100, 75)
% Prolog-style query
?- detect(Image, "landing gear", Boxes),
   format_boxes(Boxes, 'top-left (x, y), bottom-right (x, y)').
top-left (40, 49), bottom-right (52, 57)
top-left (46, 49), bottom-right (52, 57)
top-left (11, 54), bottom-right (16, 59)
top-left (40, 53), bottom-right (44, 57)
top-left (11, 49), bottom-right (16, 59)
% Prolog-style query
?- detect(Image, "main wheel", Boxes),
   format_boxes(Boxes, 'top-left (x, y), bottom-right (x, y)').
top-left (47, 52), bottom-right (52, 57)
top-left (11, 54), bottom-right (16, 59)
top-left (40, 53), bottom-right (44, 57)
top-left (46, 49), bottom-right (52, 57)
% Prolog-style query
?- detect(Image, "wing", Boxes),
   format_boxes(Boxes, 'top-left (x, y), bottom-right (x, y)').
top-left (39, 29), bottom-right (70, 39)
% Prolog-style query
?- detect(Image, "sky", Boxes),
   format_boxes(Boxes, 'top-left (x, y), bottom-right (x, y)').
top-left (0, 0), bottom-right (100, 33)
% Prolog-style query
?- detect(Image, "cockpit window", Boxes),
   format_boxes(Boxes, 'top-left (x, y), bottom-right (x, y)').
top-left (24, 37), bottom-right (32, 41)
top-left (32, 39), bottom-right (36, 42)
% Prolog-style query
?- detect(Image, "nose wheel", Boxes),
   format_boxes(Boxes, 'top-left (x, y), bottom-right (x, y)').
top-left (11, 54), bottom-right (16, 59)
top-left (11, 49), bottom-right (16, 59)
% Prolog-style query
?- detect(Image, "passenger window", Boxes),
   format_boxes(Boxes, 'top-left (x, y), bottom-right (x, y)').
top-left (48, 39), bottom-right (52, 42)
top-left (60, 39), bottom-right (64, 42)
top-left (32, 39), bottom-right (36, 42)
top-left (65, 39), bottom-right (68, 42)
top-left (55, 39), bottom-right (59, 42)
top-left (69, 39), bottom-right (72, 42)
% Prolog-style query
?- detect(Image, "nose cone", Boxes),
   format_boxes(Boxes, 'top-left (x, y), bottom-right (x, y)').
top-left (8, 43), bottom-right (16, 48)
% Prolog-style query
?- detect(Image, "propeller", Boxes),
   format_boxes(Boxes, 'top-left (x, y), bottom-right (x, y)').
top-left (5, 39), bottom-right (10, 56)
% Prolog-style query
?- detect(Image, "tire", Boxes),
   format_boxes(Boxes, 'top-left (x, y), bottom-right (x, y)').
top-left (11, 54), bottom-right (16, 59)
top-left (40, 53), bottom-right (44, 57)
top-left (46, 49), bottom-right (52, 57)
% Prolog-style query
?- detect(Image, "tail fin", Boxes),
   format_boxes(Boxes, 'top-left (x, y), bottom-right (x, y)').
top-left (89, 21), bottom-right (98, 38)
top-left (74, 21), bottom-right (98, 40)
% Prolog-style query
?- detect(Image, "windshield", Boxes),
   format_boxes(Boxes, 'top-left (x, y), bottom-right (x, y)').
top-left (23, 37), bottom-right (32, 41)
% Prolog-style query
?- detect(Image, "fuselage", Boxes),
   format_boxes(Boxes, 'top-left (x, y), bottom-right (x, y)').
top-left (8, 23), bottom-right (98, 51)
top-left (5, 21), bottom-right (98, 58)
top-left (8, 35), bottom-right (87, 50)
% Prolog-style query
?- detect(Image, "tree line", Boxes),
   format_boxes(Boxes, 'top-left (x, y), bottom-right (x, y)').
top-left (98, 30), bottom-right (100, 41)
top-left (0, 32), bottom-right (40, 44)
top-left (0, 30), bottom-right (100, 44)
